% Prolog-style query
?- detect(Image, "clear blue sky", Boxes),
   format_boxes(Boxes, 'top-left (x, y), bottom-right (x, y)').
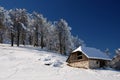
top-left (0, 0), bottom-right (120, 54)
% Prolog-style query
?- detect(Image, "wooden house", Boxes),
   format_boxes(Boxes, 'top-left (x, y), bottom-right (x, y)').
top-left (66, 46), bottom-right (111, 69)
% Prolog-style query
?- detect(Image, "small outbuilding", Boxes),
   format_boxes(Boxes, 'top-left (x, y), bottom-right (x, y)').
top-left (66, 46), bottom-right (111, 69)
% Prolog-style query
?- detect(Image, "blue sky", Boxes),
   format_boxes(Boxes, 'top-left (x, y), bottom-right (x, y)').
top-left (0, 0), bottom-right (120, 54)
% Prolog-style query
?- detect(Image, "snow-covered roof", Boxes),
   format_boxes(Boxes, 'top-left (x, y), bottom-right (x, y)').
top-left (73, 46), bottom-right (111, 60)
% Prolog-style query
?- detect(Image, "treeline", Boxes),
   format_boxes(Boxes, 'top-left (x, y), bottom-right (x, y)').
top-left (0, 7), bottom-right (84, 55)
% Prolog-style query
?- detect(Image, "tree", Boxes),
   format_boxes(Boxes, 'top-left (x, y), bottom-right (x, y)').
top-left (110, 49), bottom-right (120, 70)
top-left (0, 7), bottom-right (5, 43)
top-left (32, 12), bottom-right (47, 48)
top-left (0, 7), bottom-right (13, 44)
top-left (10, 27), bottom-right (14, 46)
top-left (26, 13), bottom-right (35, 45)
top-left (105, 48), bottom-right (110, 57)
top-left (54, 19), bottom-right (74, 55)
top-left (116, 49), bottom-right (120, 56)
top-left (9, 9), bottom-right (28, 46)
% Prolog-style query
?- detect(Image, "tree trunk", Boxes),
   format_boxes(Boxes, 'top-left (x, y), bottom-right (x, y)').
top-left (17, 30), bottom-right (20, 46)
top-left (29, 35), bottom-right (32, 45)
top-left (41, 32), bottom-right (44, 49)
top-left (11, 32), bottom-right (14, 46)
top-left (17, 23), bottom-right (21, 47)
top-left (21, 30), bottom-right (26, 46)
top-left (59, 32), bottom-right (62, 54)
top-left (34, 26), bottom-right (38, 47)
top-left (0, 33), bottom-right (3, 43)
top-left (63, 36), bottom-right (66, 55)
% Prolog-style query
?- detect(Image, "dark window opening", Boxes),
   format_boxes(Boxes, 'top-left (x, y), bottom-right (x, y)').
top-left (96, 61), bottom-right (99, 64)
top-left (100, 61), bottom-right (105, 67)
top-left (77, 52), bottom-right (83, 60)
top-left (78, 56), bottom-right (82, 59)
top-left (77, 52), bottom-right (82, 56)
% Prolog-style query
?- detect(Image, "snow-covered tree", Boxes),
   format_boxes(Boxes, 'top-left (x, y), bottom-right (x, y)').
top-left (116, 49), bottom-right (120, 56)
top-left (4, 10), bottom-right (13, 45)
top-left (72, 36), bottom-right (84, 48)
top-left (54, 19), bottom-right (74, 55)
top-left (0, 7), bottom-right (5, 43)
top-left (32, 12), bottom-right (47, 48)
top-left (105, 48), bottom-right (110, 57)
top-left (0, 7), bottom-right (5, 29)
top-left (0, 7), bottom-right (13, 44)
top-left (9, 9), bottom-right (28, 46)
top-left (42, 21), bottom-right (53, 49)
top-left (110, 49), bottom-right (120, 70)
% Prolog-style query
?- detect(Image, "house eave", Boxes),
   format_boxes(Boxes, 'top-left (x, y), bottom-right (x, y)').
top-left (88, 57), bottom-right (112, 61)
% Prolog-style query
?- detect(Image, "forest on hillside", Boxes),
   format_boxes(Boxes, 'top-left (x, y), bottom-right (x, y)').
top-left (0, 6), bottom-right (84, 55)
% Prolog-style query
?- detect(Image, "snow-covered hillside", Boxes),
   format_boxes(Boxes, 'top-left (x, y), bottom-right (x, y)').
top-left (0, 44), bottom-right (119, 80)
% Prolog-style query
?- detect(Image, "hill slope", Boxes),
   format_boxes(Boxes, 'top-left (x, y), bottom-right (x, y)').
top-left (0, 44), bottom-right (119, 80)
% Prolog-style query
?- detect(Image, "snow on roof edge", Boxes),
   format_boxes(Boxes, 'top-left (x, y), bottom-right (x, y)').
top-left (88, 57), bottom-right (112, 60)
top-left (72, 46), bottom-right (82, 52)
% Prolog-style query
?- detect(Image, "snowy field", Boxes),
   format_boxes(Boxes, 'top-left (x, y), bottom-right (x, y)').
top-left (0, 44), bottom-right (120, 80)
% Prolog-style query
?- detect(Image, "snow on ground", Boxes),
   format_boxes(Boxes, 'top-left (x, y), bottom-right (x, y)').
top-left (0, 44), bottom-right (119, 80)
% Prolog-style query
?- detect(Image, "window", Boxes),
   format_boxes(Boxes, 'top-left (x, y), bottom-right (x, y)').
top-left (96, 61), bottom-right (99, 64)
top-left (78, 56), bottom-right (82, 59)
top-left (77, 52), bottom-right (82, 56)
top-left (77, 52), bottom-right (82, 60)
